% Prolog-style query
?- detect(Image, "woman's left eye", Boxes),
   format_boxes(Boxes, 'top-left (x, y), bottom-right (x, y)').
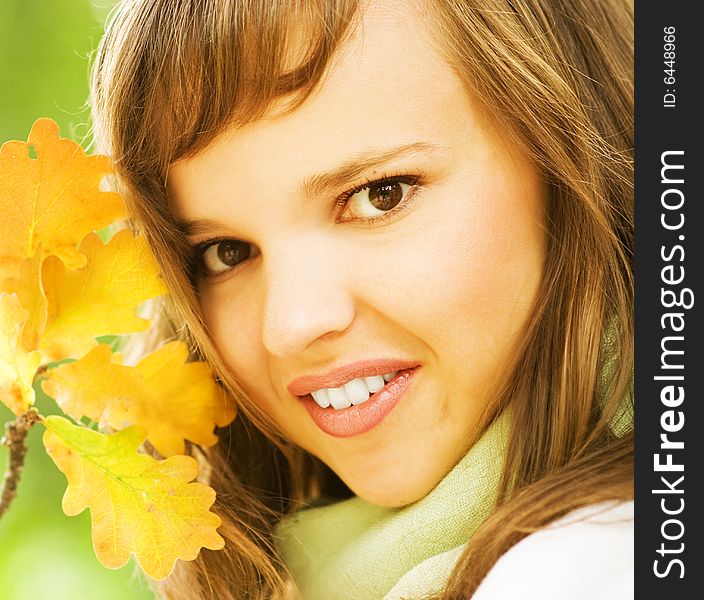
top-left (338, 177), bottom-right (418, 222)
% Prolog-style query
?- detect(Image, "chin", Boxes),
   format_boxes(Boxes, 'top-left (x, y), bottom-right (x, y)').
top-left (341, 464), bottom-right (444, 508)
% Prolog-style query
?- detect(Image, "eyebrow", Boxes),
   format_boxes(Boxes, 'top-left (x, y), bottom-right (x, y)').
top-left (300, 141), bottom-right (439, 199)
top-left (178, 217), bottom-right (229, 238)
top-left (177, 141), bottom-right (440, 238)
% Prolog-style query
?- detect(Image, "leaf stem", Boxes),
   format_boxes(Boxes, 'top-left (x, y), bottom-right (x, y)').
top-left (0, 409), bottom-right (40, 520)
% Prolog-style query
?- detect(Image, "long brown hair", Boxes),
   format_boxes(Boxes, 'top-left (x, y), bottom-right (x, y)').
top-left (90, 0), bottom-right (633, 598)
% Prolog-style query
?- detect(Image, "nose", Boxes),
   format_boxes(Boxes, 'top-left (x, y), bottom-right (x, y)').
top-left (260, 241), bottom-right (356, 358)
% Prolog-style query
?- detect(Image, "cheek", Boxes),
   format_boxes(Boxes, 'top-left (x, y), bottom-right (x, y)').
top-left (203, 300), bottom-right (305, 441)
top-left (365, 175), bottom-right (544, 366)
top-left (201, 291), bottom-right (273, 400)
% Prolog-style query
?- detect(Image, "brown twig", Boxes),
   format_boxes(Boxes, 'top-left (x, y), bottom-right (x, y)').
top-left (0, 409), bottom-right (40, 520)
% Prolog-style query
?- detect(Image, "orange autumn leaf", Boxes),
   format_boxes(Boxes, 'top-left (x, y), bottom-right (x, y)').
top-left (41, 230), bottom-right (168, 360)
top-left (1, 119), bottom-right (234, 577)
top-left (0, 118), bottom-right (125, 287)
top-left (41, 344), bottom-right (134, 424)
top-left (42, 415), bottom-right (224, 580)
top-left (43, 342), bottom-right (235, 457)
top-left (0, 293), bottom-right (41, 415)
top-left (121, 342), bottom-right (235, 455)
top-left (1, 249), bottom-right (48, 350)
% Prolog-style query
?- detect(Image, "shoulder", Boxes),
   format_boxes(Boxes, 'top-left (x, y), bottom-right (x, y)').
top-left (473, 500), bottom-right (634, 600)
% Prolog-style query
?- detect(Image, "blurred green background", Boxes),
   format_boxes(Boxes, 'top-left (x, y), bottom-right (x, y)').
top-left (1, 1), bottom-right (154, 598)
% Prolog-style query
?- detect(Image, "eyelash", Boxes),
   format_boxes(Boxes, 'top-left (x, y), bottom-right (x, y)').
top-left (335, 172), bottom-right (423, 225)
top-left (189, 172), bottom-right (424, 281)
top-left (189, 236), bottom-right (233, 282)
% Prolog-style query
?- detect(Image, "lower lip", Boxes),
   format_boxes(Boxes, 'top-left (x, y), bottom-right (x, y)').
top-left (301, 367), bottom-right (418, 438)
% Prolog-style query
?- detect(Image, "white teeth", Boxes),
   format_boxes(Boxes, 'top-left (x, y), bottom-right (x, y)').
top-left (345, 378), bottom-right (370, 405)
top-left (327, 386), bottom-right (351, 410)
top-left (311, 389), bottom-right (330, 408)
top-left (364, 375), bottom-right (385, 393)
top-left (309, 370), bottom-right (402, 410)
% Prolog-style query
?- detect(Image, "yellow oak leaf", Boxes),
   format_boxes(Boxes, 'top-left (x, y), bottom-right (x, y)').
top-left (41, 344), bottom-right (132, 424)
top-left (41, 230), bottom-right (168, 360)
top-left (0, 118), bottom-right (125, 287)
top-left (122, 341), bottom-right (236, 456)
top-left (1, 249), bottom-right (47, 350)
top-left (42, 415), bottom-right (224, 580)
top-left (0, 293), bottom-right (41, 415)
top-left (42, 342), bottom-right (236, 457)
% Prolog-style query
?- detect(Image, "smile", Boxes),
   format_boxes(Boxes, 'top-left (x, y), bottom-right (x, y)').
top-left (288, 360), bottom-right (420, 438)
top-left (310, 371), bottom-right (398, 409)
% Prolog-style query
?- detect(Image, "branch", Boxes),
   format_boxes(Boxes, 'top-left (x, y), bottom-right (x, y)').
top-left (0, 409), bottom-right (40, 520)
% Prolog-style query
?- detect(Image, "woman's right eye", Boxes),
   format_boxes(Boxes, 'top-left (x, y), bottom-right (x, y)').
top-left (197, 239), bottom-right (258, 276)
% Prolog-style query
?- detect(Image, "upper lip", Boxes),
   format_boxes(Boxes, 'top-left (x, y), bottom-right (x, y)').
top-left (287, 359), bottom-right (420, 397)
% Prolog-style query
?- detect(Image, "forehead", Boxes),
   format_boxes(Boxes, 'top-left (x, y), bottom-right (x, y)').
top-left (168, 0), bottom-right (482, 209)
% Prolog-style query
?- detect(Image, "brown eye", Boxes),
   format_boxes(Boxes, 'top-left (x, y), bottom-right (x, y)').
top-left (201, 239), bottom-right (257, 275)
top-left (368, 182), bottom-right (404, 211)
top-left (342, 178), bottom-right (414, 220)
top-left (218, 240), bottom-right (249, 266)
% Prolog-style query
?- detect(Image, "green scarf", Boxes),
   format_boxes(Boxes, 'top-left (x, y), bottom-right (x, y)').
top-left (276, 411), bottom-right (510, 599)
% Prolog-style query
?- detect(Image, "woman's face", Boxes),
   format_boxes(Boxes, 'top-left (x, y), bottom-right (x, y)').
top-left (168, 0), bottom-right (545, 506)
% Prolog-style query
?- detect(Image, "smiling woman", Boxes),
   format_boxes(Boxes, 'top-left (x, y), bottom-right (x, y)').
top-left (165, 15), bottom-right (546, 504)
top-left (91, 0), bottom-right (633, 598)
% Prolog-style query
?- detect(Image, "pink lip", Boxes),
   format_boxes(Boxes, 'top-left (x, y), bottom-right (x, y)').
top-left (299, 367), bottom-right (419, 438)
top-left (287, 359), bottom-right (419, 396)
